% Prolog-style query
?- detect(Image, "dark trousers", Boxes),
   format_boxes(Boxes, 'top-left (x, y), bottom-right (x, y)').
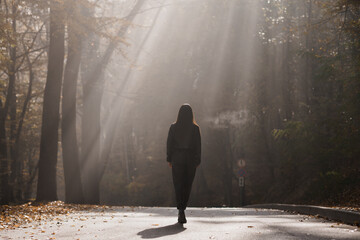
top-left (171, 150), bottom-right (196, 211)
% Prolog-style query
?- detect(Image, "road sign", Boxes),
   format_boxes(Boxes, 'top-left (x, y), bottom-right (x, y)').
top-left (239, 177), bottom-right (245, 187)
top-left (237, 168), bottom-right (246, 177)
top-left (237, 159), bottom-right (246, 168)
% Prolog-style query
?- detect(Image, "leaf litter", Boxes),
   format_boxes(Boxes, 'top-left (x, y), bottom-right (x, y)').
top-left (0, 201), bottom-right (111, 231)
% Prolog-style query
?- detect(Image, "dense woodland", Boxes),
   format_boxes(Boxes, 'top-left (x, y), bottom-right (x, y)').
top-left (0, 0), bottom-right (359, 207)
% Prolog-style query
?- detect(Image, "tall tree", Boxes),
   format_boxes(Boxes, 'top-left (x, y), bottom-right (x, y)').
top-left (0, 0), bottom-right (17, 203)
top-left (61, 0), bottom-right (84, 204)
top-left (8, 1), bottom-right (18, 201)
top-left (0, 99), bottom-right (11, 204)
top-left (36, 0), bottom-right (65, 201)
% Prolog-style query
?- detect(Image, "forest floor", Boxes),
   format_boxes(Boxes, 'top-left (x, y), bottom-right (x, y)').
top-left (0, 201), bottom-right (104, 231)
top-left (0, 202), bottom-right (359, 239)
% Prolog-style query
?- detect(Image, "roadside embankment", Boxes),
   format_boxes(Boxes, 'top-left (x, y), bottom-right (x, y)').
top-left (246, 204), bottom-right (360, 226)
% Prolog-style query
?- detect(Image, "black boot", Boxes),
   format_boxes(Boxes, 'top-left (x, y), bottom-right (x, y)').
top-left (178, 210), bottom-right (187, 224)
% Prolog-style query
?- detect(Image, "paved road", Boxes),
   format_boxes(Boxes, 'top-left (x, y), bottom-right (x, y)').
top-left (1, 207), bottom-right (359, 239)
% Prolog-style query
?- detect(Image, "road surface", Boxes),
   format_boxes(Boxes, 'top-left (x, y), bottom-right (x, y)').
top-left (1, 207), bottom-right (359, 239)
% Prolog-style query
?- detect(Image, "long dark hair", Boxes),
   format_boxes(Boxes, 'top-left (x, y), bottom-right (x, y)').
top-left (176, 104), bottom-right (196, 126)
top-left (174, 104), bottom-right (197, 144)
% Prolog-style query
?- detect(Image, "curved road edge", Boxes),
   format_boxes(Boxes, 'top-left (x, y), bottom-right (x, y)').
top-left (245, 204), bottom-right (360, 226)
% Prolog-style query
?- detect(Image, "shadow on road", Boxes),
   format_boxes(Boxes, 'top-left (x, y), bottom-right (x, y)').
top-left (137, 223), bottom-right (186, 239)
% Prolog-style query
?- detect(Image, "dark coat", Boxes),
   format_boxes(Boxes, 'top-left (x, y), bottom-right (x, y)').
top-left (166, 123), bottom-right (201, 166)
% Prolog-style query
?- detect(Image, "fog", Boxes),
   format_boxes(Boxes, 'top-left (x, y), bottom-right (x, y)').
top-left (96, 0), bottom-right (260, 205)
top-left (83, 0), bottom-right (358, 206)
top-left (2, 0), bottom-right (357, 207)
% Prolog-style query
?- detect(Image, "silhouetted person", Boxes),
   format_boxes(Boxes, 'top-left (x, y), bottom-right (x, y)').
top-left (167, 104), bottom-right (201, 224)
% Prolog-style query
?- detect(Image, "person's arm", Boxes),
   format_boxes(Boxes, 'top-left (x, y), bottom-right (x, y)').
top-left (167, 125), bottom-right (174, 164)
top-left (194, 125), bottom-right (201, 166)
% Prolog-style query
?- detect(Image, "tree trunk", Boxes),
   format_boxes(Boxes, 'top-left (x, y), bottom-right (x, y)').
top-left (0, 1), bottom-right (17, 203)
top-left (24, 151), bottom-right (38, 201)
top-left (9, 88), bottom-right (16, 198)
top-left (303, 0), bottom-right (313, 106)
top-left (282, 2), bottom-right (293, 121)
top-left (12, 49), bottom-right (35, 201)
top-left (0, 99), bottom-right (11, 204)
top-left (36, 0), bottom-right (65, 202)
top-left (9, 2), bottom-right (17, 200)
top-left (61, 2), bottom-right (84, 204)
top-left (81, 83), bottom-right (102, 204)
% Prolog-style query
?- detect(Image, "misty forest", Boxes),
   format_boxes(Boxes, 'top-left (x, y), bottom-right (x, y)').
top-left (0, 0), bottom-right (359, 209)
